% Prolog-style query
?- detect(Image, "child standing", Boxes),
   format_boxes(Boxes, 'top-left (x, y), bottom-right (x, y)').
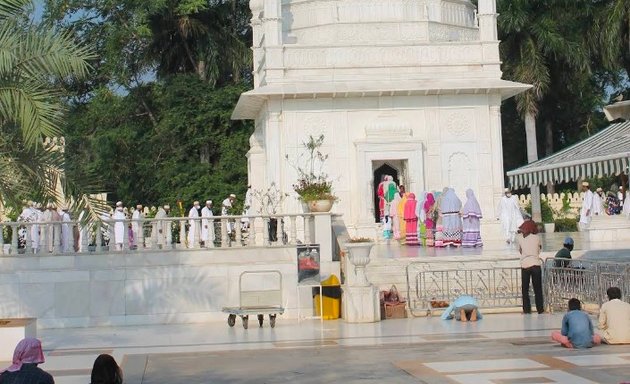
top-left (551, 298), bottom-right (601, 348)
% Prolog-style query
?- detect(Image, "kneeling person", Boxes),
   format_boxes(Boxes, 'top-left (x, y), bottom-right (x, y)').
top-left (441, 295), bottom-right (482, 322)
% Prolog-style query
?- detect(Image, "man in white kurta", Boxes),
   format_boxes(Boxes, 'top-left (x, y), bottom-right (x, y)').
top-left (131, 204), bottom-right (144, 249)
top-left (201, 200), bottom-right (215, 248)
top-left (18, 201), bottom-right (40, 252)
top-left (187, 201), bottom-right (201, 248)
top-left (496, 189), bottom-right (524, 244)
top-left (153, 205), bottom-right (171, 249)
top-left (579, 182), bottom-right (594, 231)
top-left (41, 203), bottom-right (53, 252)
top-left (60, 206), bottom-right (73, 253)
top-left (113, 201), bottom-right (126, 250)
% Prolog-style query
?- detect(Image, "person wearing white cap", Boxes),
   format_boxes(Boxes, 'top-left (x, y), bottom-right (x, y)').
top-left (201, 200), bottom-right (215, 248)
top-left (579, 182), bottom-right (593, 231)
top-left (113, 201), bottom-right (126, 251)
top-left (153, 205), bottom-right (171, 248)
top-left (131, 204), bottom-right (144, 249)
top-left (496, 188), bottom-right (524, 244)
top-left (187, 201), bottom-right (201, 248)
top-left (617, 186), bottom-right (624, 205)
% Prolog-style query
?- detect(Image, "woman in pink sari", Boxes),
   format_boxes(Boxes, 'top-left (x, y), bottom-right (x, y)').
top-left (423, 193), bottom-right (436, 247)
top-left (404, 193), bottom-right (419, 245)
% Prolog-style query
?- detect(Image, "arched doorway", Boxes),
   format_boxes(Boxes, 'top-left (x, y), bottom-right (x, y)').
top-left (373, 163), bottom-right (400, 223)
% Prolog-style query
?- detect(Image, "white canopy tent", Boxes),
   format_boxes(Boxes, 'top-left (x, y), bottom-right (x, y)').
top-left (507, 121), bottom-right (630, 189)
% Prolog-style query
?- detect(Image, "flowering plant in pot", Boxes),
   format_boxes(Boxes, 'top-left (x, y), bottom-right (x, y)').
top-left (286, 134), bottom-right (338, 212)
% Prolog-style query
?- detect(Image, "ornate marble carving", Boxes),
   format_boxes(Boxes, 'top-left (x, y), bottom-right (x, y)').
top-left (444, 111), bottom-right (470, 137)
top-left (448, 151), bottom-right (473, 193)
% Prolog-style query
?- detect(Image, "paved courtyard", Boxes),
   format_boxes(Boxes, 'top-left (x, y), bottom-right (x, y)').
top-left (7, 313), bottom-right (628, 384)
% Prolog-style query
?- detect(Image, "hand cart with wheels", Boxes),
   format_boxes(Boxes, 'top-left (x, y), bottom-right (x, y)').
top-left (222, 270), bottom-right (284, 329)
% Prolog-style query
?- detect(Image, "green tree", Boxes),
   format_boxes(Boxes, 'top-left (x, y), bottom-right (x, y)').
top-left (0, 0), bottom-right (97, 212)
top-left (498, 0), bottom-right (594, 219)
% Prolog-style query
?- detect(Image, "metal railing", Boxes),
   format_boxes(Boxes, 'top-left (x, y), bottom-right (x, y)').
top-left (0, 213), bottom-right (320, 255)
top-left (544, 258), bottom-right (630, 313)
top-left (405, 258), bottom-right (630, 317)
top-left (406, 261), bottom-right (522, 316)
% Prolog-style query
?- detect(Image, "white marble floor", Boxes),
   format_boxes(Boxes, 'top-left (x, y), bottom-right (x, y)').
top-left (4, 312), bottom-right (629, 383)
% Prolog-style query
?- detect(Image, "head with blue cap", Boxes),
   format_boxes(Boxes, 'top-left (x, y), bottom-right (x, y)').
top-left (563, 236), bottom-right (574, 251)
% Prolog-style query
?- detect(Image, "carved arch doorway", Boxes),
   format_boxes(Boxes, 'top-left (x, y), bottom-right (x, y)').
top-left (372, 160), bottom-right (407, 223)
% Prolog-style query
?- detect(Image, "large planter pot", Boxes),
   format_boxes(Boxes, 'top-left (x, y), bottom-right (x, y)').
top-left (544, 223), bottom-right (555, 233)
top-left (344, 242), bottom-right (375, 287)
top-left (308, 199), bottom-right (334, 213)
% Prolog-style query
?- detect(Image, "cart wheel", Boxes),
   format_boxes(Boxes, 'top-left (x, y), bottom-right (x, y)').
top-left (227, 314), bottom-right (236, 327)
top-left (270, 314), bottom-right (276, 328)
top-left (242, 315), bottom-right (249, 329)
top-left (258, 314), bottom-right (264, 327)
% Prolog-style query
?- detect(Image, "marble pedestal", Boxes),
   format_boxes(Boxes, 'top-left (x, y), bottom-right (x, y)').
top-left (342, 285), bottom-right (380, 323)
top-left (0, 318), bottom-right (36, 361)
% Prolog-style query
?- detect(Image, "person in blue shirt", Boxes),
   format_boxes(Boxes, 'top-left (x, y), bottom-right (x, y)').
top-left (441, 295), bottom-right (482, 322)
top-left (551, 298), bottom-right (602, 348)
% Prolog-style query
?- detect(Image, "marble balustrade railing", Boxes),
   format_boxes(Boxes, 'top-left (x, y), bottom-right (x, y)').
top-left (0, 213), bottom-right (320, 255)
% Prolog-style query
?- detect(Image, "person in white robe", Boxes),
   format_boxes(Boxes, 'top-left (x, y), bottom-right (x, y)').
top-left (579, 182), bottom-right (594, 231)
top-left (201, 200), bottom-right (215, 248)
top-left (131, 204), bottom-right (144, 249)
top-left (222, 194), bottom-right (236, 235)
top-left (77, 208), bottom-right (89, 252)
top-left (18, 201), bottom-right (40, 252)
top-left (41, 203), bottom-right (53, 252)
top-left (33, 203), bottom-right (44, 253)
top-left (592, 188), bottom-right (604, 216)
top-left (187, 201), bottom-right (201, 248)
top-left (112, 201), bottom-right (126, 250)
top-left (60, 206), bottom-right (73, 253)
top-left (153, 205), bottom-right (171, 249)
top-left (496, 189), bottom-right (524, 244)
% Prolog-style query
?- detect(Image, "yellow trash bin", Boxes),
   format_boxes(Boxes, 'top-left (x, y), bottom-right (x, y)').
top-left (313, 275), bottom-right (341, 320)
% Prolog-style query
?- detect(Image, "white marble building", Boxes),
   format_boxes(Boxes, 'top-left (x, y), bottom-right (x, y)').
top-left (233, 0), bottom-right (530, 238)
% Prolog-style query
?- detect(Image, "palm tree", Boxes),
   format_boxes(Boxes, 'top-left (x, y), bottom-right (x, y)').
top-left (0, 0), bottom-right (97, 215)
top-left (498, 0), bottom-right (592, 221)
top-left (597, 0), bottom-right (630, 79)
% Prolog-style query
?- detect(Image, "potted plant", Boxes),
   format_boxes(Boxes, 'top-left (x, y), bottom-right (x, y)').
top-left (343, 237), bottom-right (375, 287)
top-left (286, 134), bottom-right (338, 212)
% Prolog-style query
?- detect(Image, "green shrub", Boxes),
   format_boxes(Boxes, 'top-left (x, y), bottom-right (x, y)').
top-left (554, 218), bottom-right (578, 232)
top-left (525, 199), bottom-right (554, 223)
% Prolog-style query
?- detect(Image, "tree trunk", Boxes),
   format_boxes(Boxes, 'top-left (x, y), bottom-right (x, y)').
top-left (197, 60), bottom-right (206, 81)
top-left (545, 120), bottom-right (555, 195)
top-left (525, 111), bottom-right (542, 222)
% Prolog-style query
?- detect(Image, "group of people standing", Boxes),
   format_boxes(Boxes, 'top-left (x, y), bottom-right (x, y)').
top-left (16, 201), bottom-right (75, 253)
top-left (579, 182), bottom-right (630, 230)
top-left (376, 176), bottom-right (483, 248)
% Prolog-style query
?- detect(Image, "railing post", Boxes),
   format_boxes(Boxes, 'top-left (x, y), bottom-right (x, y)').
top-left (290, 216), bottom-right (297, 245)
top-left (221, 218), bottom-right (229, 247)
top-left (53, 222), bottom-right (62, 254)
top-left (276, 215), bottom-right (283, 245)
top-left (165, 219), bottom-right (173, 248)
top-left (10, 224), bottom-right (18, 254)
top-left (137, 220), bottom-right (145, 250)
top-left (25, 224), bottom-right (32, 254)
top-left (235, 218), bottom-right (243, 247)
top-left (179, 219), bottom-right (186, 249)
top-left (96, 222), bottom-right (103, 252)
top-left (122, 219), bottom-right (129, 251)
top-left (304, 215), bottom-right (311, 244)
top-left (151, 221), bottom-right (158, 249)
top-left (248, 217), bottom-right (256, 246)
top-left (80, 223), bottom-right (89, 253)
top-left (262, 217), bottom-right (269, 245)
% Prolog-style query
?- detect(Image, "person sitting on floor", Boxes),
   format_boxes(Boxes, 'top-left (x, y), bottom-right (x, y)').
top-left (0, 337), bottom-right (54, 384)
top-left (551, 298), bottom-right (601, 348)
top-left (598, 287), bottom-right (630, 345)
top-left (441, 295), bottom-right (482, 322)
top-left (554, 236), bottom-right (574, 268)
top-left (90, 354), bottom-right (123, 384)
